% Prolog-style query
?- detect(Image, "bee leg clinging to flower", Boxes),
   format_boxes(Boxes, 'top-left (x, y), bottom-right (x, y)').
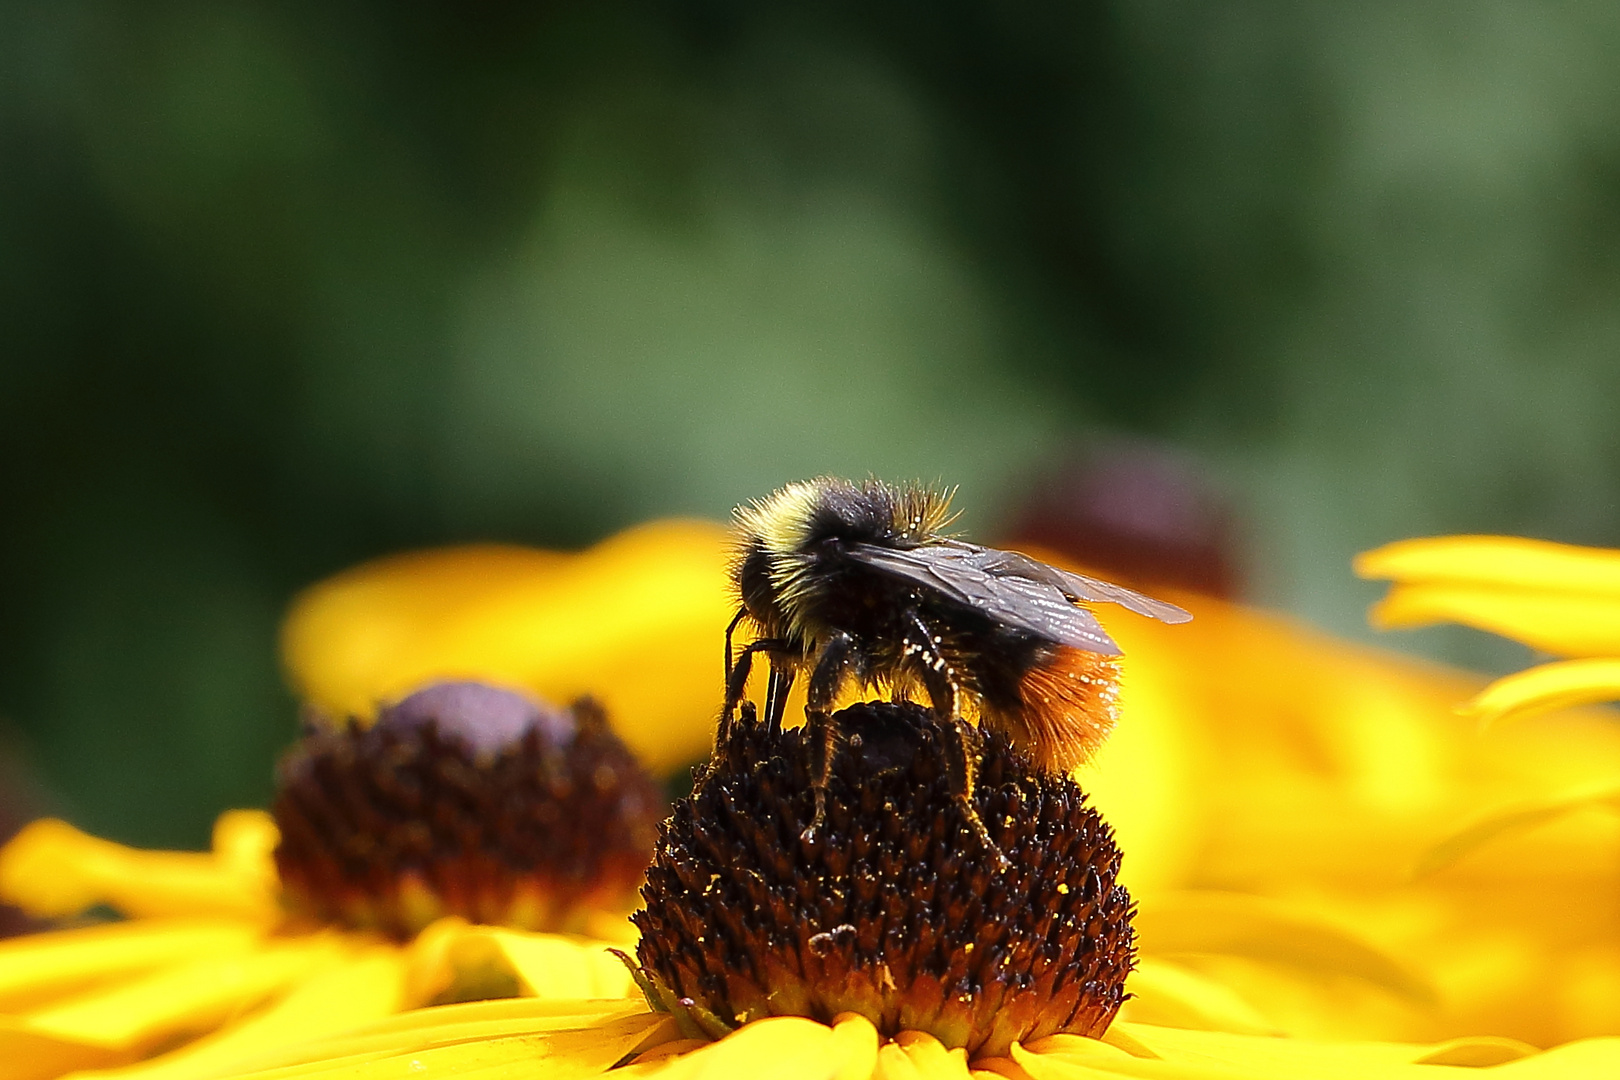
top-left (721, 632), bottom-right (790, 745)
top-left (763, 665), bottom-right (794, 734)
top-left (904, 610), bottom-right (1009, 872)
top-left (801, 630), bottom-right (858, 842)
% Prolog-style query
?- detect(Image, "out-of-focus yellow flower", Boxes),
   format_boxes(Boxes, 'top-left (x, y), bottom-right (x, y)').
top-left (0, 522), bottom-right (739, 1080)
top-left (281, 519), bottom-right (734, 773)
top-left (0, 812), bottom-right (635, 1080)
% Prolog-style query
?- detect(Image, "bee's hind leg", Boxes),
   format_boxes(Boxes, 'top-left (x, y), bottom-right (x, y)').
top-left (907, 613), bottom-right (1010, 873)
top-left (802, 630), bottom-right (856, 843)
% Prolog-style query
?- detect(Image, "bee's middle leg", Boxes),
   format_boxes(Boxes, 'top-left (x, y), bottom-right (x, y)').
top-left (907, 612), bottom-right (1009, 872)
top-left (802, 630), bottom-right (856, 842)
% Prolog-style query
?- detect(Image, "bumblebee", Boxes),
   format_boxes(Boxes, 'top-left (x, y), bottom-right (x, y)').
top-left (724, 477), bottom-right (1191, 855)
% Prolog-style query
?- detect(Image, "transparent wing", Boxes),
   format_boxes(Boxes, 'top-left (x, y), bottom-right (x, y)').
top-left (845, 543), bottom-right (1124, 655)
top-left (938, 540), bottom-right (1193, 625)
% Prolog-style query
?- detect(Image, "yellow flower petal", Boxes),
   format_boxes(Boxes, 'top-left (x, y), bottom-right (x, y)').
top-left (0, 1022), bottom-right (135, 1080)
top-left (1490, 1038), bottom-right (1620, 1077)
top-left (1415, 783), bottom-right (1620, 878)
top-left (1460, 659), bottom-right (1620, 726)
top-left (281, 520), bottom-right (734, 773)
top-left (1368, 582), bottom-right (1620, 658)
top-left (0, 918), bottom-right (266, 1013)
top-left (212, 997), bottom-right (661, 1076)
top-left (405, 921), bottom-right (636, 1006)
top-left (25, 935), bottom-right (349, 1053)
top-left (1134, 892), bottom-right (1433, 1005)
top-left (1120, 959), bottom-right (1279, 1036)
top-left (1411, 1035), bottom-right (1539, 1066)
top-left (888, 1030), bottom-right (972, 1079)
top-left (209, 812), bottom-right (279, 894)
top-left (616, 1015), bottom-right (876, 1080)
top-left (215, 1013), bottom-right (663, 1080)
top-left (456, 928), bottom-right (634, 999)
top-left (1355, 535), bottom-right (1620, 595)
top-left (70, 947), bottom-right (407, 1080)
top-left (0, 820), bottom-right (275, 922)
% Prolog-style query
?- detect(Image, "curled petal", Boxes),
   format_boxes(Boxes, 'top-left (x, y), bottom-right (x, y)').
top-left (1462, 659), bottom-right (1620, 726)
top-left (1416, 784), bottom-right (1620, 878)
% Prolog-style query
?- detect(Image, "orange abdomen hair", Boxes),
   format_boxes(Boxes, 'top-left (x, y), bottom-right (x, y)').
top-left (1003, 647), bottom-right (1121, 773)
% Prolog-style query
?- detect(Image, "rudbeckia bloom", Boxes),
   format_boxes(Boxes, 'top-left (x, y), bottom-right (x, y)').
top-left (0, 683), bottom-right (658, 1080)
top-left (0, 523), bottom-right (734, 1080)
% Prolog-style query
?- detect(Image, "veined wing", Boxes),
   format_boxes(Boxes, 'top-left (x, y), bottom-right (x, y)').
top-left (939, 540), bottom-right (1193, 624)
top-left (845, 542), bottom-right (1123, 655)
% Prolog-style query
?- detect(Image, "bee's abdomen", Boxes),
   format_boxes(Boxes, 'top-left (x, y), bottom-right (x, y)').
top-left (1003, 646), bottom-right (1121, 773)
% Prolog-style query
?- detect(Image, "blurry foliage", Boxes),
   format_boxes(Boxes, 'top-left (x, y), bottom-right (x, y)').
top-left (1, 0), bottom-right (1619, 843)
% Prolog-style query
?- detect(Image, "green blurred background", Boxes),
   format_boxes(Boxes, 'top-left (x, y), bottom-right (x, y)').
top-left (3, 1), bottom-right (1620, 846)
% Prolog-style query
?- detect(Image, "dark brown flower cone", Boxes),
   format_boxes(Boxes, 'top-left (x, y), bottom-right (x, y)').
top-left (272, 681), bottom-right (663, 939)
top-left (629, 700), bottom-right (1135, 1058)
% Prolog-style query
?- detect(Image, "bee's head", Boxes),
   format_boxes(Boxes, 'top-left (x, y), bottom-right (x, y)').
top-left (736, 478), bottom-right (950, 554)
top-left (731, 478), bottom-right (955, 629)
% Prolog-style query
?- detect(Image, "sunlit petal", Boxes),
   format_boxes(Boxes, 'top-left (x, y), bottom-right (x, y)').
top-left (281, 520), bottom-right (733, 772)
top-left (0, 919), bottom-right (266, 1013)
top-left (25, 936), bottom-right (349, 1053)
top-left (1368, 583), bottom-right (1620, 658)
top-left (208, 998), bottom-right (666, 1077)
top-left (614, 1015), bottom-right (876, 1080)
top-left (1135, 892), bottom-right (1432, 1005)
top-left (888, 1030), bottom-right (972, 1080)
top-left (1355, 535), bottom-right (1620, 596)
top-left (69, 948), bottom-right (407, 1080)
top-left (1120, 959), bottom-right (1279, 1035)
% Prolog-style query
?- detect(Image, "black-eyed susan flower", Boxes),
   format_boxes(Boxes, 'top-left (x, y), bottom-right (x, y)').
top-left (627, 700), bottom-right (1134, 1059)
top-left (0, 678), bottom-right (663, 1080)
top-left (16, 517), bottom-right (1620, 1080)
top-left (0, 520), bottom-right (734, 1080)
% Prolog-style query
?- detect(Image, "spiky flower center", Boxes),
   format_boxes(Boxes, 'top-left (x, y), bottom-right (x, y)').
top-left (272, 681), bottom-right (662, 939)
top-left (629, 701), bottom-right (1134, 1058)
